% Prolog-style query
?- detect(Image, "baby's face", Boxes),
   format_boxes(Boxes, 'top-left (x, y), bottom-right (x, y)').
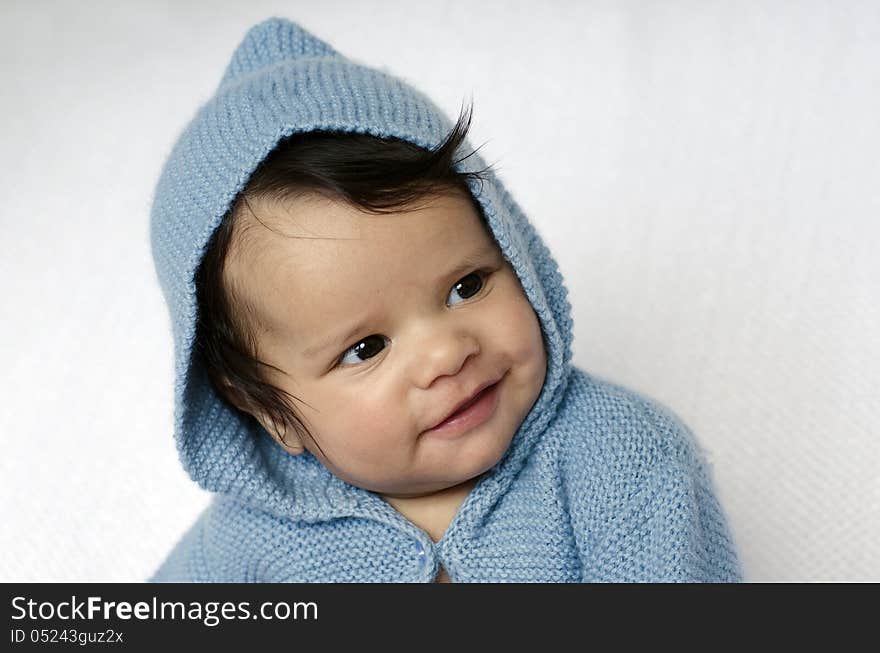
top-left (225, 190), bottom-right (547, 500)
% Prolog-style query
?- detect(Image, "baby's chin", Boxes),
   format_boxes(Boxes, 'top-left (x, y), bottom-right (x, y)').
top-left (326, 443), bottom-right (506, 498)
top-left (378, 480), bottom-right (474, 500)
top-left (320, 460), bottom-right (473, 498)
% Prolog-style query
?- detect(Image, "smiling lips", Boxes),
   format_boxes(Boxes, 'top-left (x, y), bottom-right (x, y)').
top-left (422, 377), bottom-right (503, 439)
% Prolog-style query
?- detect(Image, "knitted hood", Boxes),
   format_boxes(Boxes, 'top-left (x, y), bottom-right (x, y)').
top-left (150, 17), bottom-right (574, 523)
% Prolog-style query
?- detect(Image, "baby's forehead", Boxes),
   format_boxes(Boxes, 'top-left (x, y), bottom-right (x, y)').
top-left (227, 193), bottom-right (327, 258)
top-left (222, 189), bottom-right (501, 330)
top-left (228, 190), bottom-right (492, 262)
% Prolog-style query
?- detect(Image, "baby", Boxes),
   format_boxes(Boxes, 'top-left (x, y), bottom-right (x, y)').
top-left (149, 17), bottom-right (741, 582)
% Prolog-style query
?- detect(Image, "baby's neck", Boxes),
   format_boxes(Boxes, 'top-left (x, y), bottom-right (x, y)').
top-left (380, 477), bottom-right (479, 543)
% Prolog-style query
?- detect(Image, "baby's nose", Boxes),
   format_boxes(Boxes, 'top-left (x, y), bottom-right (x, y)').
top-left (410, 329), bottom-right (481, 389)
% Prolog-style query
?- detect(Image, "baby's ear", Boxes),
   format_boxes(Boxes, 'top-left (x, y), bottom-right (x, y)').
top-left (217, 379), bottom-right (306, 456)
top-left (216, 378), bottom-right (253, 414)
top-left (253, 410), bottom-right (306, 456)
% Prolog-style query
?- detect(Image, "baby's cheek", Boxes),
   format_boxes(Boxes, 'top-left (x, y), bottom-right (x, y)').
top-left (329, 390), bottom-right (404, 452)
top-left (492, 290), bottom-right (547, 366)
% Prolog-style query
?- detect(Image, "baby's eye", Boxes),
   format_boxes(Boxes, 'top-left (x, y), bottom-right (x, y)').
top-left (447, 270), bottom-right (487, 306)
top-left (337, 334), bottom-right (388, 367)
top-left (334, 271), bottom-right (489, 368)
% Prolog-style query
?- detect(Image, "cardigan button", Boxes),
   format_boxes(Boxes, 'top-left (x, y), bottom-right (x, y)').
top-left (413, 540), bottom-right (427, 566)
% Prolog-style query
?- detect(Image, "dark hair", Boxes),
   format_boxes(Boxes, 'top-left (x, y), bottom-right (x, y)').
top-left (194, 100), bottom-right (495, 454)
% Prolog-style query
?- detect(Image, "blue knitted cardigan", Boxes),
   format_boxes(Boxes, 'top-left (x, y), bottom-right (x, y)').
top-left (149, 17), bottom-right (741, 583)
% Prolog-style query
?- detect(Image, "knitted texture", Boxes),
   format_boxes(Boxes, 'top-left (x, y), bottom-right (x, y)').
top-left (149, 17), bottom-right (742, 582)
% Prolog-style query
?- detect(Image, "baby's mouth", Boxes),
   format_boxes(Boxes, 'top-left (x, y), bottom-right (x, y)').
top-left (424, 377), bottom-right (504, 434)
top-left (449, 385), bottom-right (493, 416)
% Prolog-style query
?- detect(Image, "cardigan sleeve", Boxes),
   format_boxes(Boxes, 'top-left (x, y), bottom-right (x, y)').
top-left (590, 450), bottom-right (743, 582)
top-left (148, 495), bottom-right (300, 582)
top-left (148, 508), bottom-right (215, 583)
top-left (564, 394), bottom-right (743, 583)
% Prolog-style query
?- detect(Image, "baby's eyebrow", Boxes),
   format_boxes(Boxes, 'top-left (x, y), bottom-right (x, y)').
top-left (301, 242), bottom-right (500, 359)
top-left (302, 319), bottom-right (371, 359)
top-left (436, 241), bottom-right (499, 287)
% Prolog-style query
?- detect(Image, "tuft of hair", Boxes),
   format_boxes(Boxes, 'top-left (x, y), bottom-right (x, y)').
top-left (194, 100), bottom-right (495, 455)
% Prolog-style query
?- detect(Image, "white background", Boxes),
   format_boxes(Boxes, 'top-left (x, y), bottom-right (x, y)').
top-left (2, 0), bottom-right (878, 582)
